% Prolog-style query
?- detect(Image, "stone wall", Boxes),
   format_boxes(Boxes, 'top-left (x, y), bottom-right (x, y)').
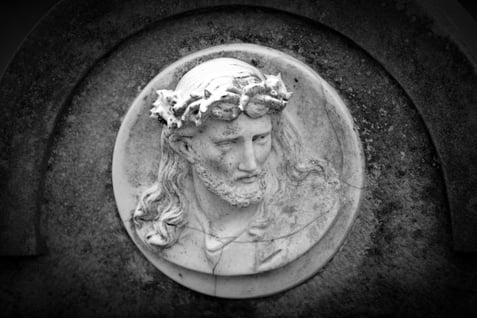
top-left (1, 1), bottom-right (476, 317)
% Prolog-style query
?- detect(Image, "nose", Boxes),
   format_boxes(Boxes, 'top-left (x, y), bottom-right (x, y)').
top-left (238, 141), bottom-right (258, 172)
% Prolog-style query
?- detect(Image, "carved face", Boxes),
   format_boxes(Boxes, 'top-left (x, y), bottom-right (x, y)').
top-left (187, 113), bottom-right (272, 207)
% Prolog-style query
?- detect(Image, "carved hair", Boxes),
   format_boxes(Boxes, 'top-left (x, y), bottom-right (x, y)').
top-left (133, 112), bottom-right (336, 247)
top-left (133, 130), bottom-right (190, 246)
top-left (133, 58), bottom-right (338, 247)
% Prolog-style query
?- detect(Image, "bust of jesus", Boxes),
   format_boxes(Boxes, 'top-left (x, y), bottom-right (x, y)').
top-left (133, 58), bottom-right (340, 275)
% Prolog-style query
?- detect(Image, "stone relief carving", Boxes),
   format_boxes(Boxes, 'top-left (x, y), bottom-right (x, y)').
top-left (133, 58), bottom-right (340, 275)
top-left (113, 44), bottom-right (364, 297)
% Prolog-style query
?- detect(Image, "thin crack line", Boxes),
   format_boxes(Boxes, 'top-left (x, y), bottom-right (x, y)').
top-left (211, 247), bottom-right (224, 297)
top-left (322, 94), bottom-right (345, 176)
top-left (339, 178), bottom-right (367, 190)
top-left (181, 207), bottom-right (334, 244)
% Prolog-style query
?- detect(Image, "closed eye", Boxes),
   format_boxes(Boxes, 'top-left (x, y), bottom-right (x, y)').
top-left (215, 138), bottom-right (239, 147)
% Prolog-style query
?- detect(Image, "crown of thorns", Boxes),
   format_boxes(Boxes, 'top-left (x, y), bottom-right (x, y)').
top-left (150, 73), bottom-right (292, 128)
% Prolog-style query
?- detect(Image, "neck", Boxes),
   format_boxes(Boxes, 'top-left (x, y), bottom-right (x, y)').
top-left (192, 170), bottom-right (260, 236)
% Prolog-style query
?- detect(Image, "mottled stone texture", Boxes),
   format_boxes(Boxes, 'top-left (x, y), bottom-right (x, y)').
top-left (0, 1), bottom-right (476, 317)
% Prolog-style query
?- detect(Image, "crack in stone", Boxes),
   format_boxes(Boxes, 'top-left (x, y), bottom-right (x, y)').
top-left (211, 247), bottom-right (224, 296)
top-left (182, 209), bottom-right (332, 244)
top-left (339, 178), bottom-right (366, 190)
top-left (322, 90), bottom-right (345, 177)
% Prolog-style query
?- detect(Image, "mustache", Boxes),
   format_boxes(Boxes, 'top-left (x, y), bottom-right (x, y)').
top-left (193, 161), bottom-right (267, 208)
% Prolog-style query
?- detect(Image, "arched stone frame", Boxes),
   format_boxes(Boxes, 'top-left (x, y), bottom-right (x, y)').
top-left (0, 0), bottom-right (476, 256)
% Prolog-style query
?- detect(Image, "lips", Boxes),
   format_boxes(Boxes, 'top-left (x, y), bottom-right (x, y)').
top-left (235, 170), bottom-right (266, 184)
top-left (237, 175), bottom-right (259, 184)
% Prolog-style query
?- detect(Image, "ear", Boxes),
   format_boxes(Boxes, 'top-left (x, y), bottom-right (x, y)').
top-left (169, 136), bottom-right (198, 164)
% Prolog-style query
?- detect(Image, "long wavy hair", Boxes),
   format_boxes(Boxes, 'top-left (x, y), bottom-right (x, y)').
top-left (133, 111), bottom-right (337, 247)
top-left (133, 58), bottom-right (339, 247)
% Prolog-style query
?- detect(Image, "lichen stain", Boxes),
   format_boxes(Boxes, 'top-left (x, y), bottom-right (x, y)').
top-left (282, 205), bottom-right (297, 216)
top-left (307, 223), bottom-right (320, 241)
top-left (222, 123), bottom-right (240, 136)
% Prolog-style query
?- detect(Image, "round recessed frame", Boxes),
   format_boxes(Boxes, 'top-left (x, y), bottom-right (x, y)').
top-left (112, 44), bottom-right (364, 298)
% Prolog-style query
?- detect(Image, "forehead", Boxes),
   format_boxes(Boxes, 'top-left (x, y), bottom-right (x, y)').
top-left (198, 114), bottom-right (272, 138)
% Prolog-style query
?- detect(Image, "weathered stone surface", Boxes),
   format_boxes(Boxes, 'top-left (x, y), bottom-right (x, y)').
top-left (0, 0), bottom-right (476, 316)
top-left (1, 0), bottom-right (476, 256)
top-left (113, 46), bottom-right (363, 296)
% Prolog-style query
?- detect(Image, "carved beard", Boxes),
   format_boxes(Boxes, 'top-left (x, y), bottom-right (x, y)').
top-left (193, 161), bottom-right (267, 208)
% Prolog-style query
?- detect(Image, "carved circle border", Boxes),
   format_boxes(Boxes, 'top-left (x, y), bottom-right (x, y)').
top-left (112, 44), bottom-right (364, 298)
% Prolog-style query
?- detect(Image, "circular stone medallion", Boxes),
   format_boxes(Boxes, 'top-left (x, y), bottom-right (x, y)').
top-left (112, 44), bottom-right (364, 298)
